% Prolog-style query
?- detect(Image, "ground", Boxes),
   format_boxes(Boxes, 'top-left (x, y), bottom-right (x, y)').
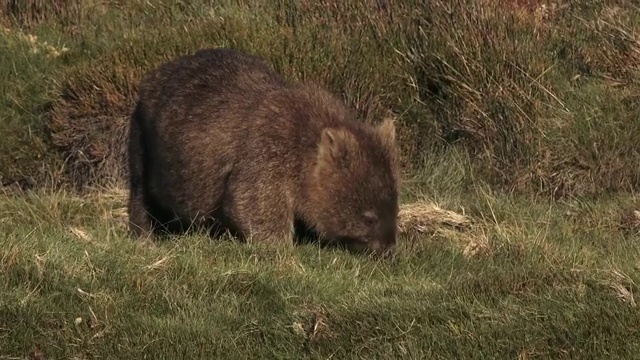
top-left (1, 169), bottom-right (638, 358)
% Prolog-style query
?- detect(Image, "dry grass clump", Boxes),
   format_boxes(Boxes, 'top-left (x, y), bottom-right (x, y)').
top-left (4, 29), bottom-right (70, 58)
top-left (398, 200), bottom-right (488, 259)
top-left (619, 208), bottom-right (640, 235)
top-left (85, 186), bottom-right (129, 228)
top-left (603, 269), bottom-right (637, 307)
top-left (48, 114), bottom-right (129, 191)
top-left (397, 201), bottom-right (472, 235)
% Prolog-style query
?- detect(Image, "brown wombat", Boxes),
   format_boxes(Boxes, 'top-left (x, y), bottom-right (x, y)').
top-left (128, 48), bottom-right (400, 256)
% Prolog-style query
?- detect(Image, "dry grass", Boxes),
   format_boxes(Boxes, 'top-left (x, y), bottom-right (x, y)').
top-left (398, 201), bottom-right (472, 234)
top-left (399, 0), bottom-right (640, 197)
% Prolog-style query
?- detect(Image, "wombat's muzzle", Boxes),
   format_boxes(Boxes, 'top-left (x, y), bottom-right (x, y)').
top-left (338, 236), bottom-right (395, 258)
top-left (368, 240), bottom-right (395, 259)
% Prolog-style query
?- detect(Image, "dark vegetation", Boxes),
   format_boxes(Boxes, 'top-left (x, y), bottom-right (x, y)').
top-left (1, 0), bottom-right (638, 197)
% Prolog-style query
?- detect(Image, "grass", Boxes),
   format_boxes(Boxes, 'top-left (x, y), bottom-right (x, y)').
top-left (1, 161), bottom-right (639, 359)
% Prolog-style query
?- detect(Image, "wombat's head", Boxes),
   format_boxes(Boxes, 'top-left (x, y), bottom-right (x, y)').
top-left (309, 117), bottom-right (400, 257)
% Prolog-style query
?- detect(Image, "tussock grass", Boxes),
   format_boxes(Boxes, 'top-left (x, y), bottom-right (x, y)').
top-left (1, 0), bottom-right (639, 196)
top-left (402, 0), bottom-right (640, 197)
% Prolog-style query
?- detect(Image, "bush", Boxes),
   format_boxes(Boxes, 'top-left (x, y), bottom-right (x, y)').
top-left (401, 0), bottom-right (640, 197)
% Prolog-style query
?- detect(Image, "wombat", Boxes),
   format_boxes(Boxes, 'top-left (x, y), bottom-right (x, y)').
top-left (127, 48), bottom-right (400, 256)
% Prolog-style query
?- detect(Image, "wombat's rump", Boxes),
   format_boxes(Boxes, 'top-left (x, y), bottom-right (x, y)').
top-left (128, 48), bottom-right (399, 256)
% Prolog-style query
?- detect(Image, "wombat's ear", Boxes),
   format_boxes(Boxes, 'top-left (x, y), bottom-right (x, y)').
top-left (318, 127), bottom-right (358, 167)
top-left (377, 115), bottom-right (401, 184)
top-left (377, 115), bottom-right (397, 153)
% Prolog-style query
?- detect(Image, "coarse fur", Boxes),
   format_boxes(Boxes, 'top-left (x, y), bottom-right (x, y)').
top-left (128, 48), bottom-right (400, 256)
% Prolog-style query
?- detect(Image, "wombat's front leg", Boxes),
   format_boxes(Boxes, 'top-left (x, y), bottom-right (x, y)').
top-left (225, 192), bottom-right (295, 245)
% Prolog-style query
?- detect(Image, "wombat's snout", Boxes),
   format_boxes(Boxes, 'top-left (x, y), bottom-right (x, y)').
top-left (369, 240), bottom-right (395, 258)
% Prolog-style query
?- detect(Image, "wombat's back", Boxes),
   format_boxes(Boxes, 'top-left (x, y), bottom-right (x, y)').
top-left (131, 48), bottom-right (292, 225)
top-left (137, 48), bottom-right (288, 126)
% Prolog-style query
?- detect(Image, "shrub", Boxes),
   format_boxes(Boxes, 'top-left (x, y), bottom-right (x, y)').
top-left (400, 0), bottom-right (640, 197)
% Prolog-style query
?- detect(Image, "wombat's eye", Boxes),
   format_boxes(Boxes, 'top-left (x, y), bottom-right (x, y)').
top-left (362, 211), bottom-right (378, 227)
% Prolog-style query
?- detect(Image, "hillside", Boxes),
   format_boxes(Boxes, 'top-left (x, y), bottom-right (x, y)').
top-left (1, 1), bottom-right (639, 359)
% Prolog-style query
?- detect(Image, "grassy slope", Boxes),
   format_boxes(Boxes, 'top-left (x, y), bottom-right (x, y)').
top-left (1, 158), bottom-right (639, 359)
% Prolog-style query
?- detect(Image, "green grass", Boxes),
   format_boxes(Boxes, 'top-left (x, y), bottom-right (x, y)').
top-left (1, 169), bottom-right (639, 359)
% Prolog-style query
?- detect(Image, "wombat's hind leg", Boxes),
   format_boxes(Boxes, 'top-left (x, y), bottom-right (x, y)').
top-left (128, 191), bottom-right (154, 238)
top-left (127, 102), bottom-right (154, 239)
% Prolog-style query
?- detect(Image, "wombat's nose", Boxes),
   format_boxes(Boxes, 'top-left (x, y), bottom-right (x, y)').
top-left (378, 247), bottom-right (394, 259)
top-left (370, 241), bottom-right (394, 259)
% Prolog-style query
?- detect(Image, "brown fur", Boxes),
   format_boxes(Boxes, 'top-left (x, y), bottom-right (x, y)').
top-left (128, 48), bottom-right (399, 256)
